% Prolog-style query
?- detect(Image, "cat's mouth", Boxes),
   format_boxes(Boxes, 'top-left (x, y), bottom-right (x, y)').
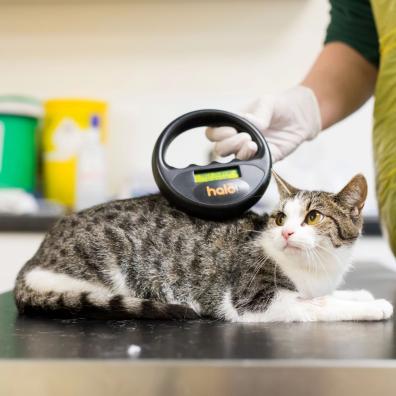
top-left (283, 242), bottom-right (303, 253)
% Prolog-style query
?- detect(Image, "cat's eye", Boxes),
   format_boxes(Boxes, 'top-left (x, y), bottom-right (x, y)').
top-left (275, 212), bottom-right (286, 226)
top-left (305, 210), bottom-right (323, 225)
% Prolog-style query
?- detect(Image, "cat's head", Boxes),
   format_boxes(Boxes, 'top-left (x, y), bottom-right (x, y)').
top-left (259, 172), bottom-right (367, 263)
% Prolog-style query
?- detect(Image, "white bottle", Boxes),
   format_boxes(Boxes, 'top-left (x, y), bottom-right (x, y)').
top-left (75, 115), bottom-right (107, 211)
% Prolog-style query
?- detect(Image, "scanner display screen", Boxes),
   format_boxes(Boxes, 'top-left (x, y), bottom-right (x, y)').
top-left (193, 167), bottom-right (240, 184)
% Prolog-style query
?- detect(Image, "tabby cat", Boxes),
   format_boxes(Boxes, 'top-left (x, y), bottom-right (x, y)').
top-left (14, 173), bottom-right (393, 322)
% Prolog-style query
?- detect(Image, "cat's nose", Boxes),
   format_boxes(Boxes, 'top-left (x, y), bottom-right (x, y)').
top-left (282, 229), bottom-right (295, 240)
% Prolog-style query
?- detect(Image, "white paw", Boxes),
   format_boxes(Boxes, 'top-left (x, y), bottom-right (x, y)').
top-left (373, 299), bottom-right (393, 320)
top-left (349, 290), bottom-right (375, 302)
top-left (333, 289), bottom-right (375, 302)
top-left (361, 299), bottom-right (393, 321)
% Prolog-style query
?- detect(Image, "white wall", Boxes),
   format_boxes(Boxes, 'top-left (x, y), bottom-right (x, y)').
top-left (0, 1), bottom-right (328, 96)
top-left (0, 0), bottom-right (378, 215)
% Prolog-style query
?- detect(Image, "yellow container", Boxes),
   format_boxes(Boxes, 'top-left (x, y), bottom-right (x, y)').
top-left (42, 99), bottom-right (108, 208)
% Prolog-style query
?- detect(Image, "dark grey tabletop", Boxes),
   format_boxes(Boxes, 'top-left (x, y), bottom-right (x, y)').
top-left (1, 262), bottom-right (396, 360)
top-left (1, 262), bottom-right (396, 395)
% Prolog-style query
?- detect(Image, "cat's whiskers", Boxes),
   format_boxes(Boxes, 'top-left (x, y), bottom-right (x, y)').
top-left (238, 238), bottom-right (261, 251)
top-left (246, 255), bottom-right (269, 290)
top-left (305, 249), bottom-right (316, 277)
top-left (310, 247), bottom-right (331, 282)
top-left (234, 255), bottom-right (270, 310)
top-left (284, 240), bottom-right (315, 273)
top-left (307, 248), bottom-right (332, 296)
top-left (314, 244), bottom-right (344, 269)
top-left (240, 229), bottom-right (263, 234)
top-left (300, 245), bottom-right (321, 279)
top-left (307, 245), bottom-right (334, 279)
top-left (296, 249), bottom-right (315, 296)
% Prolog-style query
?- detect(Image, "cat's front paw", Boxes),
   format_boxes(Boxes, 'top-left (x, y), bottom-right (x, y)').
top-left (333, 289), bottom-right (375, 302)
top-left (354, 290), bottom-right (375, 301)
top-left (358, 299), bottom-right (394, 321)
top-left (371, 299), bottom-right (393, 320)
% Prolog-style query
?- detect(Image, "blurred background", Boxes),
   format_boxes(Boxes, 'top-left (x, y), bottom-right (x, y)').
top-left (0, 0), bottom-right (392, 292)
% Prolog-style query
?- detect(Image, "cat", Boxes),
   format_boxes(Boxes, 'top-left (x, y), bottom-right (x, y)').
top-left (14, 172), bottom-right (393, 322)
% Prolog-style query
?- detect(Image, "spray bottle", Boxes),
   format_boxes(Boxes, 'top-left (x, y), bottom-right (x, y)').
top-left (76, 115), bottom-right (107, 211)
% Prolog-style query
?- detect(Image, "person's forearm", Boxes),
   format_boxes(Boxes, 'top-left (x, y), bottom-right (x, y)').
top-left (301, 42), bottom-right (378, 130)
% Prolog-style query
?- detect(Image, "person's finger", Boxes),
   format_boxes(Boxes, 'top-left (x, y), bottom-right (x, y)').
top-left (205, 126), bottom-right (237, 142)
top-left (236, 141), bottom-right (258, 160)
top-left (214, 132), bottom-right (252, 157)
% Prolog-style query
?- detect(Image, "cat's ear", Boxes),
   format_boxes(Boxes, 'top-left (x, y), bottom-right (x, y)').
top-left (336, 174), bottom-right (367, 215)
top-left (272, 171), bottom-right (299, 200)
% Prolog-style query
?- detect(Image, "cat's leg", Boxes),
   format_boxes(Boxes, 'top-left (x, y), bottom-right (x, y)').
top-left (237, 289), bottom-right (393, 323)
top-left (332, 290), bottom-right (375, 302)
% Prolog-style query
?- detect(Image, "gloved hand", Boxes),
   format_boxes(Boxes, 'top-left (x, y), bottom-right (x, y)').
top-left (205, 86), bottom-right (322, 163)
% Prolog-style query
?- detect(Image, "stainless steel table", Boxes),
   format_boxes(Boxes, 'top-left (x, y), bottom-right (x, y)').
top-left (1, 262), bottom-right (396, 395)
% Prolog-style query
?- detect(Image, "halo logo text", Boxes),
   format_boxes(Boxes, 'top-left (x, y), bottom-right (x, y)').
top-left (206, 183), bottom-right (238, 197)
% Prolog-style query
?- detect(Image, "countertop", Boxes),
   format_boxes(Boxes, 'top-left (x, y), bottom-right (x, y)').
top-left (1, 261), bottom-right (396, 395)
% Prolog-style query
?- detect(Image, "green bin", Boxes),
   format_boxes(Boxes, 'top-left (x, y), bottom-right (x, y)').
top-left (0, 96), bottom-right (43, 192)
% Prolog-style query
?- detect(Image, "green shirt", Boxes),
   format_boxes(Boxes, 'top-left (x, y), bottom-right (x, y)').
top-left (325, 0), bottom-right (380, 67)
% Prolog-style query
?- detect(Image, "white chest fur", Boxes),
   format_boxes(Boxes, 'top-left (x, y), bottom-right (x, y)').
top-left (276, 246), bottom-right (353, 298)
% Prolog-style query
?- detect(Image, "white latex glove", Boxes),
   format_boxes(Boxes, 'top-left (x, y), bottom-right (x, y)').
top-left (206, 86), bottom-right (322, 163)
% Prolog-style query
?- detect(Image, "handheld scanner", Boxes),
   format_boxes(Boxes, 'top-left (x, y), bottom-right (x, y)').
top-left (152, 109), bottom-right (272, 220)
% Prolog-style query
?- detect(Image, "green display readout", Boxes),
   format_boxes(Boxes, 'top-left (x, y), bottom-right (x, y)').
top-left (193, 167), bottom-right (240, 183)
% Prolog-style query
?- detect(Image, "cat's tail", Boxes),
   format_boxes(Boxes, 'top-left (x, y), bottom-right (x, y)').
top-left (14, 268), bottom-right (199, 320)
